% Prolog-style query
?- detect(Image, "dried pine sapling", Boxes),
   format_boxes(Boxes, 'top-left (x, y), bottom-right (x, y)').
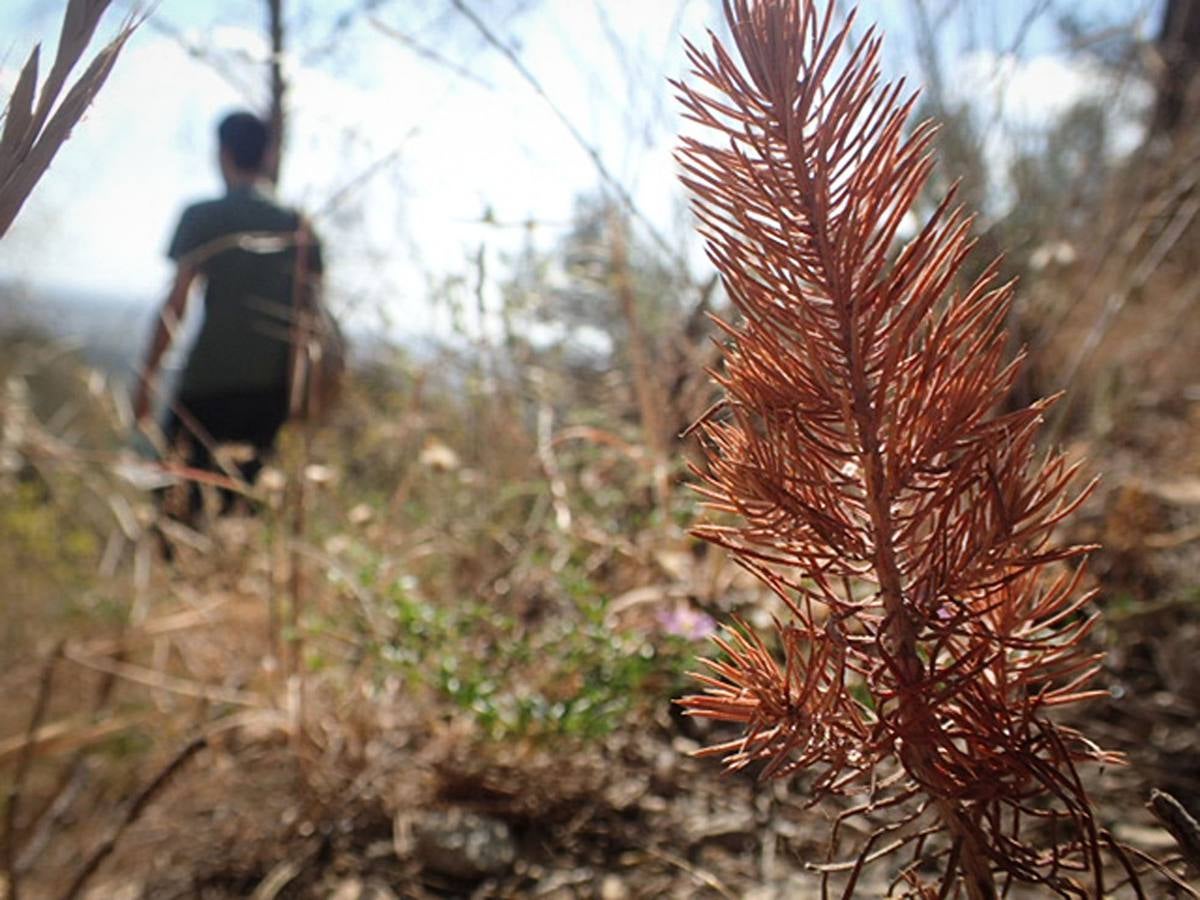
top-left (673, 2), bottom-right (1178, 897)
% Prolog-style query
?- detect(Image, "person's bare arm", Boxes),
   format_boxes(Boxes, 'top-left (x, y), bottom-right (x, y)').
top-left (133, 264), bottom-right (197, 425)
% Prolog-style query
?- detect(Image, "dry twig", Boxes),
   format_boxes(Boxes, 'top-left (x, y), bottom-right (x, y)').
top-left (449, 0), bottom-right (685, 271)
top-left (1149, 789), bottom-right (1200, 874)
top-left (59, 734), bottom-right (208, 900)
top-left (2, 643), bottom-right (62, 900)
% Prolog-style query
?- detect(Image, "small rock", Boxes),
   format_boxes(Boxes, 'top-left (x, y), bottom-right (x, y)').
top-left (600, 874), bottom-right (630, 900)
top-left (304, 463), bottom-right (337, 485)
top-left (365, 839), bottom-right (393, 859)
top-left (1112, 822), bottom-right (1176, 850)
top-left (639, 795), bottom-right (669, 814)
top-left (330, 879), bottom-right (399, 900)
top-left (534, 867), bottom-right (593, 896)
top-left (605, 776), bottom-right (648, 810)
top-left (83, 882), bottom-right (142, 900)
top-left (258, 466), bottom-right (286, 492)
top-left (419, 439), bottom-right (460, 471)
top-left (364, 885), bottom-right (399, 900)
top-left (742, 876), bottom-right (824, 900)
top-left (671, 736), bottom-right (701, 755)
top-left (413, 809), bottom-right (516, 880)
top-left (685, 809), bottom-right (757, 849)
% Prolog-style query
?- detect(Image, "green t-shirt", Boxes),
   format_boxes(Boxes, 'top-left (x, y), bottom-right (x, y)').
top-left (167, 184), bottom-right (322, 397)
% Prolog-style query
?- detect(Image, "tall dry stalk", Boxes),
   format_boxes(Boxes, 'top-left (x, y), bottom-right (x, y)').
top-left (674, 2), bottom-right (1156, 896)
top-left (608, 209), bottom-right (672, 512)
top-left (265, 0), bottom-right (286, 186)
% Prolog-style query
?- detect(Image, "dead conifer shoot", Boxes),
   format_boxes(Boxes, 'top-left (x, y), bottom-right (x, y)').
top-left (673, 1), bottom-right (1178, 896)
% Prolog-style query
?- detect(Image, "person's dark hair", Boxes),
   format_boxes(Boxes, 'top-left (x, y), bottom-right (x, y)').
top-left (217, 111), bottom-right (271, 172)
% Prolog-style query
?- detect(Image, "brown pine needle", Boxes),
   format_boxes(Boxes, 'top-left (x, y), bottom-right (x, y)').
top-left (671, 1), bottom-right (1172, 896)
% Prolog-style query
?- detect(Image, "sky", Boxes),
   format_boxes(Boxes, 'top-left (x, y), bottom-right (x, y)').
top-left (0, 0), bottom-right (1163, 339)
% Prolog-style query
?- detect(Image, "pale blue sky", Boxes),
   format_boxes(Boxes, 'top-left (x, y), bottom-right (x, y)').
top-left (0, 0), bottom-right (1164, 337)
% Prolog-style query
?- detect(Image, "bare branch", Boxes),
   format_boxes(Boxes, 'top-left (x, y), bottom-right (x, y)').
top-left (449, 0), bottom-right (689, 274)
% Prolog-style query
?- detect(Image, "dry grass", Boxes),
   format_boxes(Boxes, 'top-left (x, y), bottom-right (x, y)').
top-left (0, 0), bottom-right (139, 238)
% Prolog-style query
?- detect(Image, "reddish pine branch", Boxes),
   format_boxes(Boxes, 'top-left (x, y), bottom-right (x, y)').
top-left (673, 1), bottom-right (1150, 896)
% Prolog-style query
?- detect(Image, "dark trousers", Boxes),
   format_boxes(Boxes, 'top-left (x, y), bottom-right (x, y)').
top-left (160, 387), bottom-right (289, 524)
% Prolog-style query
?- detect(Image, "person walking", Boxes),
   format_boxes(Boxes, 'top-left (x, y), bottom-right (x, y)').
top-left (133, 110), bottom-right (324, 524)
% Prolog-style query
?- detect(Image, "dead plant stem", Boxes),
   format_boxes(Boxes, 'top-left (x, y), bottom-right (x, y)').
top-left (265, 0), bottom-right (286, 187)
top-left (609, 209), bottom-right (671, 512)
top-left (285, 425), bottom-right (311, 749)
top-left (59, 735), bottom-right (208, 900)
top-left (1149, 789), bottom-right (1200, 873)
top-left (847, 323), bottom-right (998, 900)
top-left (3, 642), bottom-right (62, 900)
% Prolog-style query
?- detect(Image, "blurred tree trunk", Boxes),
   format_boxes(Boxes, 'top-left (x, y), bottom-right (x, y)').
top-left (266, 0), bottom-right (285, 185)
top-left (1153, 0), bottom-right (1200, 138)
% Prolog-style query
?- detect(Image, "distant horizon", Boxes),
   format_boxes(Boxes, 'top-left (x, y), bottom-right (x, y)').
top-left (0, 276), bottom-right (158, 308)
top-left (0, 277), bottom-right (452, 392)
top-left (0, 0), bottom-right (1160, 345)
